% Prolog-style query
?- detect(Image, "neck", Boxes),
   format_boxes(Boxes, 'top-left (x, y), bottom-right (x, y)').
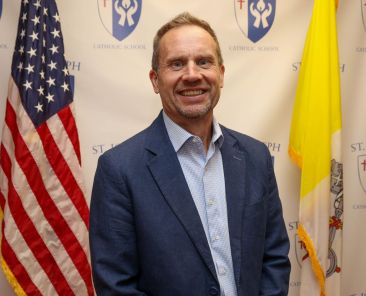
top-left (168, 112), bottom-right (214, 153)
top-left (185, 118), bottom-right (213, 152)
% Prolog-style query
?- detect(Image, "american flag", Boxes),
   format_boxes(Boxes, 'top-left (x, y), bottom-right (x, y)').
top-left (0, 0), bottom-right (94, 295)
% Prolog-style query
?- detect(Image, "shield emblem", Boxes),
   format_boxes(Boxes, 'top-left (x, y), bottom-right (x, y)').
top-left (234, 0), bottom-right (275, 43)
top-left (294, 234), bottom-right (308, 268)
top-left (362, 0), bottom-right (366, 31)
top-left (358, 155), bottom-right (366, 193)
top-left (97, 0), bottom-right (142, 41)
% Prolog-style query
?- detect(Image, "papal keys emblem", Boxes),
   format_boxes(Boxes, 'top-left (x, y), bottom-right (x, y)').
top-left (98, 0), bottom-right (142, 41)
top-left (234, 0), bottom-right (276, 43)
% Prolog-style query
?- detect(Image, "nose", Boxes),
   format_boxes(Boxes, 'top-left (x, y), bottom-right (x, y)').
top-left (182, 61), bottom-right (202, 82)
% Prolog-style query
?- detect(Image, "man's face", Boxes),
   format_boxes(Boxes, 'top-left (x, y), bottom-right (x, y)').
top-left (149, 25), bottom-right (225, 125)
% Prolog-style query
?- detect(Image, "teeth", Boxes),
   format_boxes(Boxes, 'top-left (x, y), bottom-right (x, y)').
top-left (181, 90), bottom-right (204, 96)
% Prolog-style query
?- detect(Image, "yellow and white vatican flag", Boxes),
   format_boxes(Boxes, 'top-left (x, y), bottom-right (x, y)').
top-left (288, 0), bottom-right (343, 295)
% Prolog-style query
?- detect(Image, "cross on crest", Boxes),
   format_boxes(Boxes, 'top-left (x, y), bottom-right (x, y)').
top-left (362, 0), bottom-right (366, 31)
top-left (361, 159), bottom-right (366, 171)
top-left (358, 155), bottom-right (366, 193)
top-left (237, 0), bottom-right (245, 9)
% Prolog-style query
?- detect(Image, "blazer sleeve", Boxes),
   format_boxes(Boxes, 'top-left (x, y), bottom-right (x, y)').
top-left (260, 148), bottom-right (291, 296)
top-left (89, 153), bottom-right (147, 296)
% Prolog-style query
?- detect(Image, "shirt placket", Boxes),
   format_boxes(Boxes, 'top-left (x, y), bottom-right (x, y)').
top-left (203, 143), bottom-right (237, 296)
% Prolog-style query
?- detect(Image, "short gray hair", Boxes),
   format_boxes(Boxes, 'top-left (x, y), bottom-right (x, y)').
top-left (151, 12), bottom-right (224, 71)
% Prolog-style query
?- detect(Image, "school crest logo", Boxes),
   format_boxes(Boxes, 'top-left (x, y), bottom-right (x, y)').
top-left (98, 0), bottom-right (142, 41)
top-left (234, 0), bottom-right (276, 43)
top-left (362, 0), bottom-right (366, 32)
top-left (294, 234), bottom-right (307, 268)
top-left (358, 155), bottom-right (366, 193)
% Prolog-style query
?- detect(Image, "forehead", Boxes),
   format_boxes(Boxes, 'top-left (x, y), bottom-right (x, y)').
top-left (159, 25), bottom-right (218, 58)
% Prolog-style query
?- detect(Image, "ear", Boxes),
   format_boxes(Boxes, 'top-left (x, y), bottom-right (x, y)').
top-left (219, 64), bottom-right (225, 88)
top-left (149, 69), bottom-right (159, 94)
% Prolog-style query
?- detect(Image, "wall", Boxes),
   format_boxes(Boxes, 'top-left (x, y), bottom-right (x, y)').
top-left (0, 0), bottom-right (365, 295)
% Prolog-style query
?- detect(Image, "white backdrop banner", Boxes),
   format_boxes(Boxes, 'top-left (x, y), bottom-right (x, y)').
top-left (0, 0), bottom-right (365, 295)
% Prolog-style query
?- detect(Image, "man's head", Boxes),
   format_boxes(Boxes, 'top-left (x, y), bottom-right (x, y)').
top-left (151, 12), bottom-right (223, 72)
top-left (149, 13), bottom-right (225, 127)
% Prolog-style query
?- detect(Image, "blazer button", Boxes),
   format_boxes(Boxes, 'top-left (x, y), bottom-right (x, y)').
top-left (208, 286), bottom-right (219, 296)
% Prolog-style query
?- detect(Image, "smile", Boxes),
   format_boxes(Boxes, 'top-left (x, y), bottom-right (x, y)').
top-left (180, 90), bottom-right (205, 96)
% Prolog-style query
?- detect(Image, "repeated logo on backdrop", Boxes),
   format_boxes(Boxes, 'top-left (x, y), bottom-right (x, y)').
top-left (234, 0), bottom-right (276, 42)
top-left (98, 0), bottom-right (142, 41)
top-left (362, 0), bottom-right (366, 31)
top-left (358, 155), bottom-right (366, 193)
top-left (350, 142), bottom-right (366, 196)
top-left (294, 233), bottom-right (306, 268)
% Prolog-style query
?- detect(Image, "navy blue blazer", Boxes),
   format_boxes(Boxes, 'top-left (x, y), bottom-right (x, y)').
top-left (90, 112), bottom-right (291, 296)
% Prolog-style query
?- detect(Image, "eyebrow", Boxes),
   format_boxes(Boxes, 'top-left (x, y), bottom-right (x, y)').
top-left (165, 53), bottom-right (216, 64)
top-left (164, 56), bottom-right (187, 64)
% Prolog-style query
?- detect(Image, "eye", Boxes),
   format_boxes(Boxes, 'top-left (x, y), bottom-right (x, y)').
top-left (197, 58), bottom-right (212, 69)
top-left (170, 60), bottom-right (184, 71)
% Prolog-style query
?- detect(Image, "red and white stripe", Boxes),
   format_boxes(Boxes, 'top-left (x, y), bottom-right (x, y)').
top-left (0, 78), bottom-right (94, 295)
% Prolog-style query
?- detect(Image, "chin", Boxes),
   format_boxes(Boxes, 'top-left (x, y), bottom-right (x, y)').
top-left (178, 105), bottom-right (212, 119)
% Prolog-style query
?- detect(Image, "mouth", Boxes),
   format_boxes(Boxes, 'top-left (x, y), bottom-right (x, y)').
top-left (179, 89), bottom-right (205, 96)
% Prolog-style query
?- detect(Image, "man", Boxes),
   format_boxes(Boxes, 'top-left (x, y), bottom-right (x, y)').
top-left (90, 12), bottom-right (290, 296)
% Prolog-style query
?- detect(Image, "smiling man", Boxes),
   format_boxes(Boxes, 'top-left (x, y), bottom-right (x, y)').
top-left (90, 12), bottom-right (290, 296)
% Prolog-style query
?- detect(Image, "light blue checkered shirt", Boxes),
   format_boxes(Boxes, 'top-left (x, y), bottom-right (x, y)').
top-left (163, 112), bottom-right (238, 296)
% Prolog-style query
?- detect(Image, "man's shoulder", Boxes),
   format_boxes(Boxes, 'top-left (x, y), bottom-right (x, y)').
top-left (98, 114), bottom-right (167, 168)
top-left (221, 126), bottom-right (273, 179)
top-left (221, 125), bottom-right (268, 154)
top-left (100, 125), bottom-right (150, 163)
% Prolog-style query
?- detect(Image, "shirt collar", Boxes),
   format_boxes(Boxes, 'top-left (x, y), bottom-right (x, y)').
top-left (163, 111), bottom-right (224, 152)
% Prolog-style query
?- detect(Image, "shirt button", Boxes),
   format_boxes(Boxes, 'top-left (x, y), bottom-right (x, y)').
top-left (207, 198), bottom-right (215, 206)
top-left (218, 267), bottom-right (227, 276)
top-left (212, 235), bottom-right (220, 242)
top-left (209, 286), bottom-right (219, 296)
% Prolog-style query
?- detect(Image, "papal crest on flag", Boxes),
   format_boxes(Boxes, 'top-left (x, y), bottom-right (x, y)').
top-left (234, 0), bottom-right (276, 43)
top-left (288, 0), bottom-right (343, 295)
top-left (0, 0), bottom-right (93, 295)
top-left (98, 0), bottom-right (142, 41)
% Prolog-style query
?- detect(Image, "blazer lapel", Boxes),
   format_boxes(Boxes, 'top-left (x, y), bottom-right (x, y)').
top-left (144, 114), bottom-right (218, 281)
top-left (220, 127), bottom-right (247, 287)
